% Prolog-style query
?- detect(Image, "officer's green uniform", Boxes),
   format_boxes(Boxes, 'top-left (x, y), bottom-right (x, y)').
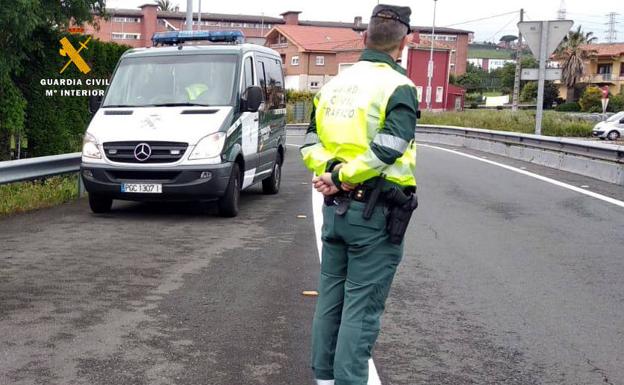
top-left (300, 6), bottom-right (418, 382)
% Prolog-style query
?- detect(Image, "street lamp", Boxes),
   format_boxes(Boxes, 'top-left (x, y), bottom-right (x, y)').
top-left (426, 0), bottom-right (438, 111)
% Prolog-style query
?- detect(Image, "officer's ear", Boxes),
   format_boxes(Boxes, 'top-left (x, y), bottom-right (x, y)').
top-left (362, 31), bottom-right (368, 47)
top-left (399, 34), bottom-right (409, 52)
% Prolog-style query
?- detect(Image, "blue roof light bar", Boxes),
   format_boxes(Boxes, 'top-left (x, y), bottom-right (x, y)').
top-left (152, 30), bottom-right (245, 46)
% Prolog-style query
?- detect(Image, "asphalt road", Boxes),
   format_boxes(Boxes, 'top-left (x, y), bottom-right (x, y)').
top-left (1, 133), bottom-right (623, 385)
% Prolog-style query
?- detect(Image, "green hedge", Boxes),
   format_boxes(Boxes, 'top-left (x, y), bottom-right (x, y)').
top-left (555, 102), bottom-right (581, 112)
top-left (15, 31), bottom-right (130, 157)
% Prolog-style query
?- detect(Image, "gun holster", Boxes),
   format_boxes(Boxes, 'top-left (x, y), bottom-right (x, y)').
top-left (384, 188), bottom-right (419, 245)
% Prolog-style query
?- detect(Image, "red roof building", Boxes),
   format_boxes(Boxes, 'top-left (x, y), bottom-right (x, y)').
top-left (264, 13), bottom-right (364, 91)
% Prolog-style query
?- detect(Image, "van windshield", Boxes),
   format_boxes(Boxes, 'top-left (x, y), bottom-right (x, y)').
top-left (103, 54), bottom-right (238, 107)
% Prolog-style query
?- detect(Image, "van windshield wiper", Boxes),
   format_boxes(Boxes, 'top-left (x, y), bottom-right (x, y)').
top-left (102, 104), bottom-right (137, 108)
top-left (146, 102), bottom-right (212, 107)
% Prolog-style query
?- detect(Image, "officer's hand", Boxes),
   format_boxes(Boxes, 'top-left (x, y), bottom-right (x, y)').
top-left (313, 173), bottom-right (339, 196)
top-left (341, 182), bottom-right (356, 191)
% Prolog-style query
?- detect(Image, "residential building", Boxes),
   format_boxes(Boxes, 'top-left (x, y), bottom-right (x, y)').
top-left (406, 34), bottom-right (465, 111)
top-left (416, 27), bottom-right (473, 76)
top-left (264, 12), bottom-right (364, 91)
top-left (580, 43), bottom-right (624, 95)
top-left (81, 4), bottom-right (283, 47)
top-left (78, 6), bottom-right (471, 75)
top-left (468, 43), bottom-right (516, 72)
top-left (555, 43), bottom-right (624, 100)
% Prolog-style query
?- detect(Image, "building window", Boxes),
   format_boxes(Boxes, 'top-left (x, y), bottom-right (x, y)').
top-left (339, 63), bottom-right (354, 73)
top-left (597, 63), bottom-right (612, 74)
top-left (315, 56), bottom-right (325, 66)
top-left (291, 56), bottom-right (300, 66)
top-left (310, 81), bottom-right (320, 89)
top-left (112, 17), bottom-right (140, 23)
top-left (436, 86), bottom-right (444, 103)
top-left (112, 32), bottom-right (141, 40)
top-left (415, 86), bottom-right (423, 102)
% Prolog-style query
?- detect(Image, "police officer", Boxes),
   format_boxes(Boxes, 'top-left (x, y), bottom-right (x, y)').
top-left (300, 4), bottom-right (418, 385)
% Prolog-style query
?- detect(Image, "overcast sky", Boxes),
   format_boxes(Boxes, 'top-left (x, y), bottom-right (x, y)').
top-left (107, 0), bottom-right (623, 42)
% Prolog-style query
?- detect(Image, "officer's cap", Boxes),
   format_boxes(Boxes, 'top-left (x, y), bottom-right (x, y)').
top-left (371, 4), bottom-right (412, 33)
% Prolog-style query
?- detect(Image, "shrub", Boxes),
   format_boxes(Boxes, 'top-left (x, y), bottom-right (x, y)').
top-left (555, 102), bottom-right (581, 112)
top-left (607, 94), bottom-right (624, 112)
top-left (419, 109), bottom-right (593, 137)
top-left (578, 86), bottom-right (602, 112)
top-left (285, 90), bottom-right (315, 103)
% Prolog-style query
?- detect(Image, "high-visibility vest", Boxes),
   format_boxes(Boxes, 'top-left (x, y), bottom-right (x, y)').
top-left (302, 60), bottom-right (417, 187)
top-left (185, 83), bottom-right (209, 101)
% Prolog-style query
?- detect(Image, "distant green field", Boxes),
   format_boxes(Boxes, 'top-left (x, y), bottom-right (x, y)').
top-left (468, 48), bottom-right (515, 60)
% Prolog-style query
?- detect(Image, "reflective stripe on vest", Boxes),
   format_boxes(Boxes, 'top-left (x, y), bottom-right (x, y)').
top-left (313, 61), bottom-right (417, 187)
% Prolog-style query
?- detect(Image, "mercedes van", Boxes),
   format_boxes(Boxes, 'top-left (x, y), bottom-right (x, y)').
top-left (81, 31), bottom-right (286, 217)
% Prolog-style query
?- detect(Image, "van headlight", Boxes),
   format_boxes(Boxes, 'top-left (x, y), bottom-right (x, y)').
top-left (189, 132), bottom-right (226, 160)
top-left (82, 133), bottom-right (102, 159)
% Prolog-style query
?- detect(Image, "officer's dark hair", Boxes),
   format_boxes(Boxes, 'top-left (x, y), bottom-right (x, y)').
top-left (366, 12), bottom-right (408, 53)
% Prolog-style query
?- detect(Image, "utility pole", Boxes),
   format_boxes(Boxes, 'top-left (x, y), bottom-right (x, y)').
top-left (426, 0), bottom-right (438, 111)
top-left (197, 0), bottom-right (202, 30)
top-left (511, 8), bottom-right (523, 112)
top-left (185, 0), bottom-right (193, 31)
top-left (557, 0), bottom-right (567, 20)
top-left (605, 12), bottom-right (618, 43)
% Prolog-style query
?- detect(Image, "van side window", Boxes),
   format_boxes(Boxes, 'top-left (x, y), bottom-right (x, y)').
top-left (242, 56), bottom-right (254, 90)
top-left (267, 58), bottom-right (285, 108)
top-left (257, 57), bottom-right (285, 109)
top-left (256, 60), bottom-right (267, 103)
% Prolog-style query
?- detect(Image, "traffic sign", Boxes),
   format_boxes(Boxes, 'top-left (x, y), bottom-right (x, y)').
top-left (519, 20), bottom-right (573, 58)
top-left (517, 20), bottom-right (572, 135)
top-left (521, 68), bottom-right (562, 81)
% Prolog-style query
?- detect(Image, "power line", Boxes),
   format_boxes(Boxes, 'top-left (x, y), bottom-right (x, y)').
top-left (486, 15), bottom-right (518, 42)
top-left (444, 10), bottom-right (517, 27)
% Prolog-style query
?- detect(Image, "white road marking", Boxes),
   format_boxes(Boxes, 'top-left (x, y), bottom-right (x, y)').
top-left (421, 144), bottom-right (624, 209)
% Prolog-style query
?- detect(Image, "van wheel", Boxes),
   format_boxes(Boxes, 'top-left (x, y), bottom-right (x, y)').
top-left (262, 154), bottom-right (282, 195)
top-left (218, 163), bottom-right (241, 217)
top-left (89, 194), bottom-right (112, 213)
top-left (607, 130), bottom-right (620, 141)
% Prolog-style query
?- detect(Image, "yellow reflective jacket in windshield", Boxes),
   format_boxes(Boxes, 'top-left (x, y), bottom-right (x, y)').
top-left (300, 49), bottom-right (418, 188)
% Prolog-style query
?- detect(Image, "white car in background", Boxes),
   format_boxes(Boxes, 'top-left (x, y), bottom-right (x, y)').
top-left (592, 111), bottom-right (624, 141)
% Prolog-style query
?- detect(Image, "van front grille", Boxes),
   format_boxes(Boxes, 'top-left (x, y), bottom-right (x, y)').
top-left (106, 170), bottom-right (181, 182)
top-left (103, 141), bottom-right (188, 164)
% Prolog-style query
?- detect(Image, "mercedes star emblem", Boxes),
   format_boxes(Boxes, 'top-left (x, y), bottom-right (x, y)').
top-left (134, 143), bottom-right (152, 162)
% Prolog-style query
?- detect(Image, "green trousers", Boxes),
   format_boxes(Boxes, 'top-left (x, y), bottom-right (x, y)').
top-left (312, 200), bottom-right (403, 385)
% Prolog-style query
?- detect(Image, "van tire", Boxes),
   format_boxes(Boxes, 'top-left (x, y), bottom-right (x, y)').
top-left (89, 194), bottom-right (112, 213)
top-left (262, 154), bottom-right (282, 195)
top-left (218, 163), bottom-right (241, 217)
top-left (607, 130), bottom-right (620, 141)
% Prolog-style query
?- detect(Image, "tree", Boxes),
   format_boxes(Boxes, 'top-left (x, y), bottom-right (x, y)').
top-left (156, 0), bottom-right (175, 11)
top-left (554, 26), bottom-right (597, 102)
top-left (520, 81), bottom-right (559, 108)
top-left (578, 86), bottom-right (602, 112)
top-left (0, 1), bottom-right (105, 159)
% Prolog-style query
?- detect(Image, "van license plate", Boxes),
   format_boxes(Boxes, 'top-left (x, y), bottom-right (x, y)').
top-left (121, 183), bottom-right (162, 193)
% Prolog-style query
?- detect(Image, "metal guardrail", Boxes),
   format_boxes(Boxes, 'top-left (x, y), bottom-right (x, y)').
top-left (416, 124), bottom-right (624, 164)
top-left (1, 124), bottom-right (621, 186)
top-left (0, 153), bottom-right (81, 186)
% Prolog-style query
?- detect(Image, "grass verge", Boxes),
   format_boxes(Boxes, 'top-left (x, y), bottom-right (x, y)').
top-left (419, 110), bottom-right (594, 137)
top-left (0, 175), bottom-right (79, 217)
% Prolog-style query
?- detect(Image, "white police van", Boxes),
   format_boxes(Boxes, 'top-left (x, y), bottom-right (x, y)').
top-left (81, 31), bottom-right (286, 217)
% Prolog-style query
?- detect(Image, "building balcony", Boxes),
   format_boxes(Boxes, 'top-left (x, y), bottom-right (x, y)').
top-left (269, 43), bottom-right (288, 49)
top-left (583, 73), bottom-right (624, 84)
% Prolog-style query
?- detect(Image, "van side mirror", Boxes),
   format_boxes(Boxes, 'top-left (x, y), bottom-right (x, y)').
top-left (620, 118), bottom-right (624, 124)
top-left (89, 94), bottom-right (102, 114)
top-left (243, 86), bottom-right (263, 112)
